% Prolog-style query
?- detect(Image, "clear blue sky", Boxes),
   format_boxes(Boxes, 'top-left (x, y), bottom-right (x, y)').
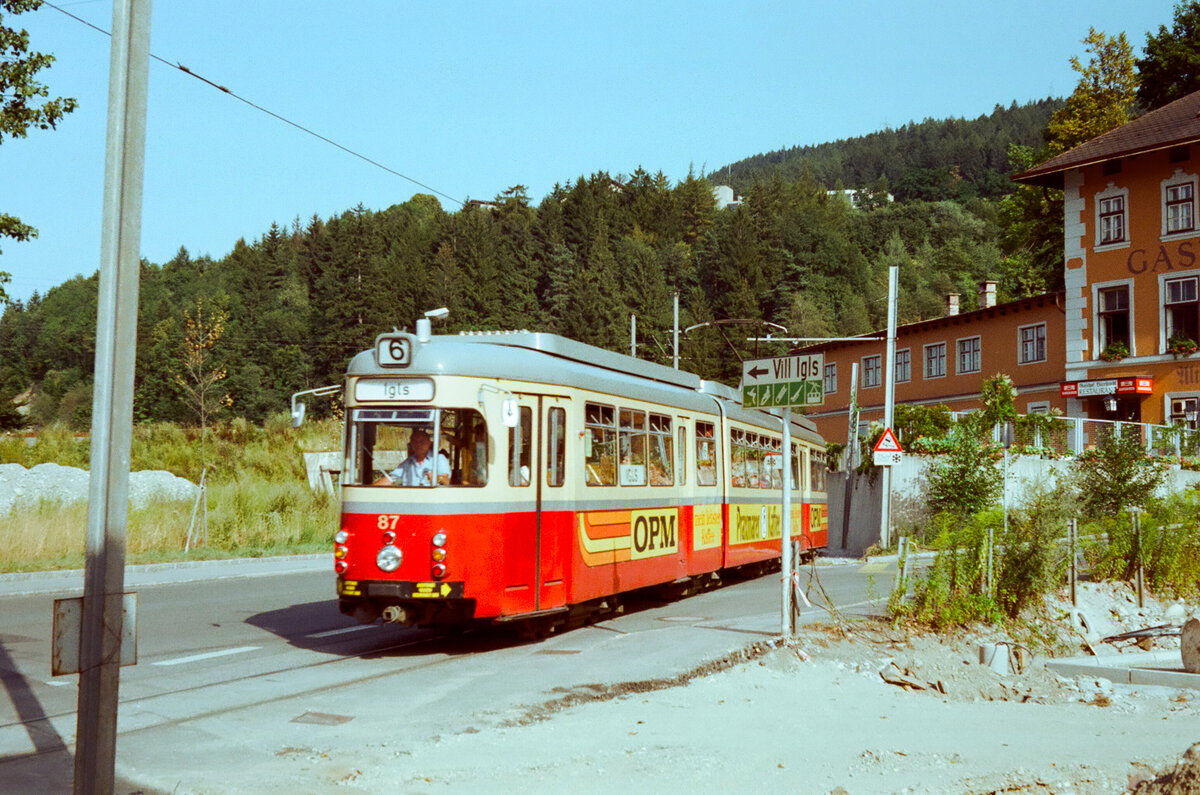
top-left (1, 0), bottom-right (1182, 303)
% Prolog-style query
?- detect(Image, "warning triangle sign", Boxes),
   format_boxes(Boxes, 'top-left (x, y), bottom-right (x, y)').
top-left (873, 427), bottom-right (903, 453)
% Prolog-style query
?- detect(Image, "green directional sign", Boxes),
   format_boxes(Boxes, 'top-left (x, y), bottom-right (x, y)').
top-left (741, 354), bottom-right (825, 408)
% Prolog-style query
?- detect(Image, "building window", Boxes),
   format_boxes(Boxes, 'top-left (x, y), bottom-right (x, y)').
top-left (862, 355), bottom-right (881, 388)
top-left (1170, 396), bottom-right (1200, 428)
top-left (1166, 276), bottom-right (1200, 344)
top-left (1097, 285), bottom-right (1131, 354)
top-left (956, 337), bottom-right (981, 374)
top-left (1166, 182), bottom-right (1196, 234)
top-left (1098, 195), bottom-right (1126, 245)
top-left (924, 342), bottom-right (946, 379)
top-left (823, 362), bottom-right (837, 394)
top-left (1018, 323), bottom-right (1046, 364)
top-left (895, 348), bottom-right (911, 383)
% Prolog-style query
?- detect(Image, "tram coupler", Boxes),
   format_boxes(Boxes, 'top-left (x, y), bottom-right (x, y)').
top-left (381, 605), bottom-right (409, 624)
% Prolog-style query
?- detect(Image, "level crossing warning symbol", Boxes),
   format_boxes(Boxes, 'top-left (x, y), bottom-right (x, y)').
top-left (873, 428), bottom-right (902, 453)
top-left (872, 427), bottom-right (903, 466)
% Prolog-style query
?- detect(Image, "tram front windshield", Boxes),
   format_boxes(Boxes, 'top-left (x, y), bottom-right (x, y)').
top-left (350, 408), bottom-right (488, 487)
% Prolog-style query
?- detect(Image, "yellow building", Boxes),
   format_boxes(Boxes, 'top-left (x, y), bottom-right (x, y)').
top-left (1014, 90), bottom-right (1200, 425)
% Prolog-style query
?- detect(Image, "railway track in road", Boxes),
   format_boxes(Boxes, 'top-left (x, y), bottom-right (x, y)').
top-left (0, 559), bottom-right (885, 790)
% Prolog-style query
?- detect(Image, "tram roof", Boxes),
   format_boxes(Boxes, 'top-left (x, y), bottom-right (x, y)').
top-left (345, 329), bottom-right (822, 442)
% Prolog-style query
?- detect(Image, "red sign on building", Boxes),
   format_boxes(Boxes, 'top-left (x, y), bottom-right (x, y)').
top-left (1060, 376), bottom-right (1153, 398)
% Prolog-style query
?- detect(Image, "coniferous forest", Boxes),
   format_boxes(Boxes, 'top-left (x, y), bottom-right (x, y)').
top-left (0, 98), bottom-right (1064, 430)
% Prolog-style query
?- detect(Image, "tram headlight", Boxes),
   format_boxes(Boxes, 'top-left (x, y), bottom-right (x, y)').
top-left (431, 532), bottom-right (447, 547)
top-left (376, 544), bottom-right (403, 573)
top-left (334, 530), bottom-right (349, 545)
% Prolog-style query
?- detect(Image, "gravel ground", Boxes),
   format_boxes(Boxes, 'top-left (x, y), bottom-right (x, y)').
top-left (0, 462), bottom-right (197, 515)
top-left (340, 620), bottom-right (1200, 795)
top-left (285, 583), bottom-right (1200, 795)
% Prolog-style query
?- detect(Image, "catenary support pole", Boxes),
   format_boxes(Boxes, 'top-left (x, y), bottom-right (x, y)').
top-left (75, 1), bottom-right (151, 792)
top-left (630, 313), bottom-right (636, 357)
top-left (672, 292), bottom-right (679, 369)
top-left (841, 362), bottom-right (859, 550)
top-left (880, 261), bottom-right (898, 548)
top-left (781, 406), bottom-right (793, 638)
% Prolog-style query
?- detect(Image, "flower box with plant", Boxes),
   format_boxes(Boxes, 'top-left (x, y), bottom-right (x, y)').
top-left (1098, 341), bottom-right (1129, 362)
top-left (1167, 335), bottom-right (1198, 357)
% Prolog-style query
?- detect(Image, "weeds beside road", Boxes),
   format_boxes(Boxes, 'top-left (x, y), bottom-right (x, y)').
top-left (0, 416), bottom-right (341, 572)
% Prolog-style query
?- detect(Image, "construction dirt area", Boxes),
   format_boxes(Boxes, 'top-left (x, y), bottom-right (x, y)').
top-left (338, 581), bottom-right (1200, 795)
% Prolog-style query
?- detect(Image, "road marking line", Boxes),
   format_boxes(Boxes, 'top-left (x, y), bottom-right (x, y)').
top-left (308, 625), bottom-right (373, 639)
top-left (152, 646), bottom-right (260, 666)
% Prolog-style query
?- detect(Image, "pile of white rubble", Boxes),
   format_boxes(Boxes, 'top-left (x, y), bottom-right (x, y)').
top-left (0, 462), bottom-right (198, 516)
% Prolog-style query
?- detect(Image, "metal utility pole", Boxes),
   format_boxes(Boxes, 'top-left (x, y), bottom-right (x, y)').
top-left (75, 1), bottom-right (151, 792)
top-left (879, 262), bottom-right (898, 548)
top-left (672, 292), bottom-right (679, 369)
top-left (630, 313), bottom-right (636, 357)
top-left (841, 362), bottom-right (859, 549)
top-left (781, 407), bottom-right (793, 638)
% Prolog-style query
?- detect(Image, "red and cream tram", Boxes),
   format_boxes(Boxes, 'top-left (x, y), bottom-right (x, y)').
top-left (327, 323), bottom-right (827, 631)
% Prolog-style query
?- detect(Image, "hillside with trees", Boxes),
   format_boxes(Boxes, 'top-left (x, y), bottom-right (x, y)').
top-left (713, 99), bottom-right (1063, 202)
top-left (6, 0), bottom-right (1200, 431)
top-left (0, 166), bottom-right (1020, 429)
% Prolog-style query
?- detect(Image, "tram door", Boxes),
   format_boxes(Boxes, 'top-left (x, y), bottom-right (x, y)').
top-left (499, 393), bottom-right (569, 615)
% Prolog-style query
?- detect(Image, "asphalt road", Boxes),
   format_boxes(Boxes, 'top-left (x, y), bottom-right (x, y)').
top-left (0, 555), bottom-right (888, 792)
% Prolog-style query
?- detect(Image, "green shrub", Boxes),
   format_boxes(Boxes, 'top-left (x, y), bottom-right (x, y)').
top-left (894, 403), bottom-right (952, 448)
top-left (996, 484), bottom-right (1073, 618)
top-left (1072, 423), bottom-right (1167, 519)
top-left (925, 425), bottom-right (1002, 518)
top-left (1085, 493), bottom-right (1200, 597)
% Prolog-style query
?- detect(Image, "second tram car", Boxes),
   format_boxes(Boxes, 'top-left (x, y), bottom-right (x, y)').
top-left (326, 324), bottom-right (827, 632)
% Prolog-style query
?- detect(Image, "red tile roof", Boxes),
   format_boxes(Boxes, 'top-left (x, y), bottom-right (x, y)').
top-left (1012, 90), bottom-right (1200, 188)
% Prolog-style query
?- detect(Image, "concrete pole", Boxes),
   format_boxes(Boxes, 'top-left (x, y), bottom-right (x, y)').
top-left (630, 313), bottom-right (636, 358)
top-left (781, 407), bottom-right (793, 638)
top-left (841, 362), bottom-right (859, 550)
top-left (672, 292), bottom-right (679, 369)
top-left (75, 1), bottom-right (151, 792)
top-left (880, 262), bottom-right (898, 548)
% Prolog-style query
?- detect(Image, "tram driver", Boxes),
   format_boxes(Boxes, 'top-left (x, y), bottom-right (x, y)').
top-left (378, 429), bottom-right (451, 486)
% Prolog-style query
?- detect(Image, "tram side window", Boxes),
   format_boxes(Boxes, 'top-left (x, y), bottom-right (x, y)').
top-left (546, 407), bottom-right (566, 487)
top-left (585, 403), bottom-right (616, 486)
top-left (763, 437), bottom-right (782, 490)
top-left (354, 408), bottom-right (485, 487)
top-left (647, 413), bottom-right (674, 486)
top-left (791, 442), bottom-right (805, 492)
top-left (678, 425), bottom-right (687, 486)
top-left (731, 429), bottom-right (751, 487)
top-left (508, 407), bottom-right (532, 487)
top-left (696, 421), bottom-right (716, 486)
top-left (619, 408), bottom-right (647, 486)
top-left (809, 450), bottom-right (828, 493)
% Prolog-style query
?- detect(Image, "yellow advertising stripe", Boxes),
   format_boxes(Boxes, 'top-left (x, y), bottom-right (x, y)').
top-left (577, 515), bottom-right (631, 555)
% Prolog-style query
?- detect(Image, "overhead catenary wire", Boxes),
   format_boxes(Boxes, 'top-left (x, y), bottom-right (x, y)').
top-left (43, 1), bottom-right (465, 208)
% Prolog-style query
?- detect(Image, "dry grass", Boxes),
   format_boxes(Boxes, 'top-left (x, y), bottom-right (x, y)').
top-left (0, 415), bottom-right (342, 572)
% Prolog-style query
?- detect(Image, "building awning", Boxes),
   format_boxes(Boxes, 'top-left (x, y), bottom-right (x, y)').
top-left (1060, 376), bottom-right (1153, 398)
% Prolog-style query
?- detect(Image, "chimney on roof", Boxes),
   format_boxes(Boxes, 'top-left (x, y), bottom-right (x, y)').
top-left (978, 280), bottom-right (997, 309)
top-left (946, 293), bottom-right (960, 317)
